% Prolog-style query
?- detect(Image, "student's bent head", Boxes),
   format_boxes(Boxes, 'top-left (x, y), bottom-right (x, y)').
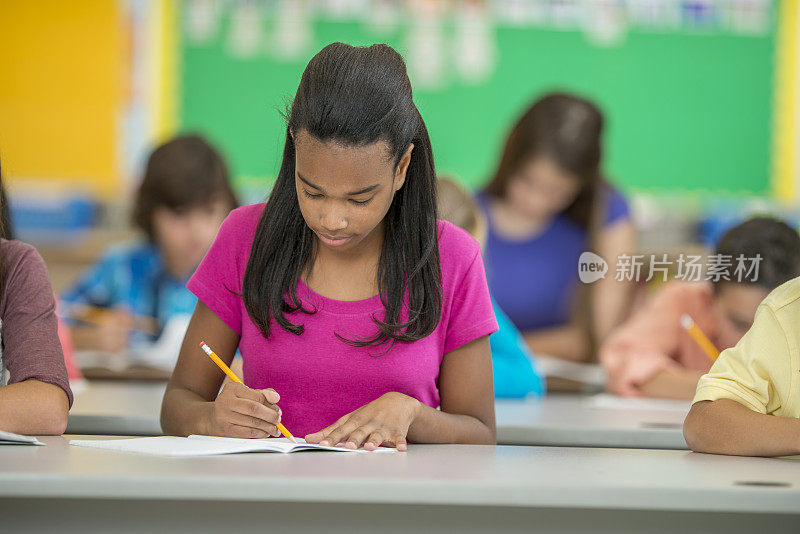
top-left (711, 217), bottom-right (800, 343)
top-left (243, 42), bottom-right (441, 346)
top-left (436, 176), bottom-right (487, 247)
top-left (133, 134), bottom-right (238, 276)
top-left (484, 92), bottom-right (603, 228)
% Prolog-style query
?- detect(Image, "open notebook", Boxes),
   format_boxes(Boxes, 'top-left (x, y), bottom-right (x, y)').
top-left (69, 435), bottom-right (398, 456)
top-left (0, 429), bottom-right (43, 446)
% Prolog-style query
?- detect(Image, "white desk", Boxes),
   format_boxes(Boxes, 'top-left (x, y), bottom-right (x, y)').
top-left (0, 436), bottom-right (797, 533)
top-left (67, 381), bottom-right (166, 436)
top-left (68, 383), bottom-right (689, 449)
top-left (496, 395), bottom-right (689, 449)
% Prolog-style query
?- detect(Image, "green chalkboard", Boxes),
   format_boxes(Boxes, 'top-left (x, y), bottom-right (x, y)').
top-left (179, 10), bottom-right (776, 200)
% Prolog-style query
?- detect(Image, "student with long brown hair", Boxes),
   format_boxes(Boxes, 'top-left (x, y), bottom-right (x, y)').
top-left (0, 157), bottom-right (72, 434)
top-left (478, 93), bottom-right (635, 362)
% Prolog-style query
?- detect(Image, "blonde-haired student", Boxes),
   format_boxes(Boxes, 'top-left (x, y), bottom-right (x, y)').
top-left (684, 275), bottom-right (800, 457)
top-left (438, 177), bottom-right (544, 398)
top-left (0, 161), bottom-right (72, 435)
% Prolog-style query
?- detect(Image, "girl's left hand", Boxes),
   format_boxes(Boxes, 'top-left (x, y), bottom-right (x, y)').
top-left (304, 392), bottom-right (421, 451)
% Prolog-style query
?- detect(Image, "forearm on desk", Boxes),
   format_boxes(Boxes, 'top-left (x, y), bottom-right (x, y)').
top-left (160, 386), bottom-right (214, 437)
top-left (639, 368), bottom-right (706, 400)
top-left (0, 380), bottom-right (69, 435)
top-left (408, 403), bottom-right (496, 445)
top-left (684, 399), bottom-right (800, 457)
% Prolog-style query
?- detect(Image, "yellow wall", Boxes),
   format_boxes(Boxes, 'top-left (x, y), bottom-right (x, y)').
top-left (0, 1), bottom-right (126, 198)
top-left (773, 0), bottom-right (799, 202)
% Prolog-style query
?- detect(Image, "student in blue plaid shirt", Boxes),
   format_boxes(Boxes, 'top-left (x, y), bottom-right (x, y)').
top-left (61, 135), bottom-right (238, 353)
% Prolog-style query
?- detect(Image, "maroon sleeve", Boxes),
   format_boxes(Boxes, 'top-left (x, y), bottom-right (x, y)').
top-left (1, 240), bottom-right (73, 407)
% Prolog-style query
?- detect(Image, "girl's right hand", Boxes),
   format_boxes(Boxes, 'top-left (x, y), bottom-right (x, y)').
top-left (205, 382), bottom-right (282, 438)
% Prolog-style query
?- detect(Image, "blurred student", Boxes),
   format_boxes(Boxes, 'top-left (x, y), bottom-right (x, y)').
top-left (438, 177), bottom-right (544, 398)
top-left (478, 93), bottom-right (634, 362)
top-left (61, 135), bottom-right (238, 354)
top-left (684, 274), bottom-right (800, 457)
top-left (0, 159), bottom-right (71, 434)
top-left (600, 218), bottom-right (800, 400)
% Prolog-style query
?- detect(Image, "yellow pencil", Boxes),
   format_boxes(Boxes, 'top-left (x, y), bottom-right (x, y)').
top-left (680, 314), bottom-right (720, 363)
top-left (199, 341), bottom-right (296, 443)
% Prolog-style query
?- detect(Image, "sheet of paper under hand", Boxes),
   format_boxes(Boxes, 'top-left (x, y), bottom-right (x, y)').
top-left (0, 429), bottom-right (43, 446)
top-left (69, 435), bottom-right (398, 456)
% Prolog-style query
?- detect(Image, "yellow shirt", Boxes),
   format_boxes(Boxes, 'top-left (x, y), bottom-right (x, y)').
top-left (692, 276), bottom-right (800, 418)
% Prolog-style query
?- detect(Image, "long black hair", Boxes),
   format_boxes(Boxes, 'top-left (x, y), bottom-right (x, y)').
top-left (242, 43), bottom-right (442, 347)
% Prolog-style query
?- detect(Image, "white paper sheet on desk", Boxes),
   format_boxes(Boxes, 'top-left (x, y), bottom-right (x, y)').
top-left (536, 354), bottom-right (607, 386)
top-left (0, 429), bottom-right (43, 445)
top-left (588, 393), bottom-right (690, 413)
top-left (69, 435), bottom-right (398, 456)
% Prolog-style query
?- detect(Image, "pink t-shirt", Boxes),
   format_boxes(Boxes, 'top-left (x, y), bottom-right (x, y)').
top-left (188, 203), bottom-right (498, 437)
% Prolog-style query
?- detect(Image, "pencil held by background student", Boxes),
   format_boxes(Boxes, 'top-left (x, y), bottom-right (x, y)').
top-left (600, 217), bottom-right (800, 400)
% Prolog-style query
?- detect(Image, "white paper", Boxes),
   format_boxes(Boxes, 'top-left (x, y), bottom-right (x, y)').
top-left (0, 429), bottom-right (43, 445)
top-left (536, 354), bottom-right (607, 386)
top-left (588, 393), bottom-right (690, 413)
top-left (70, 435), bottom-right (397, 457)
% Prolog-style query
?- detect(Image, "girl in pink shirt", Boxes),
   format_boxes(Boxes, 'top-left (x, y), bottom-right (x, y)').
top-left (161, 43), bottom-right (498, 450)
top-left (600, 217), bottom-right (800, 399)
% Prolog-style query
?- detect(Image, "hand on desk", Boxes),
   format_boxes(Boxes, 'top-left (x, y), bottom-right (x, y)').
top-left (305, 392), bottom-right (421, 451)
top-left (638, 368), bottom-right (706, 400)
top-left (205, 382), bottom-right (283, 439)
top-left (604, 348), bottom-right (704, 400)
top-left (71, 308), bottom-right (136, 354)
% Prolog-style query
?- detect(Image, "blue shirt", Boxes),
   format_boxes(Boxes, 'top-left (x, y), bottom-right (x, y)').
top-left (490, 298), bottom-right (545, 398)
top-left (477, 186), bottom-right (630, 333)
top-left (60, 241), bottom-right (197, 347)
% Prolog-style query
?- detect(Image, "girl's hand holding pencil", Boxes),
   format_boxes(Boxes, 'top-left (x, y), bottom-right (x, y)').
top-left (205, 381), bottom-right (284, 439)
top-left (199, 341), bottom-right (296, 442)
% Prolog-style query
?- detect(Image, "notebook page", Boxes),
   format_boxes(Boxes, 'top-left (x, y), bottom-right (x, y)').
top-left (0, 429), bottom-right (43, 445)
top-left (70, 436), bottom-right (397, 456)
top-left (188, 435), bottom-right (397, 453)
top-left (69, 436), bottom-right (277, 457)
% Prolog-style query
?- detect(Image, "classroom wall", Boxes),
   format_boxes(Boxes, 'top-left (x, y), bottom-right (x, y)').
top-left (177, 1), bottom-right (779, 199)
top-left (0, 1), bottom-right (796, 208)
top-left (0, 1), bottom-right (127, 199)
